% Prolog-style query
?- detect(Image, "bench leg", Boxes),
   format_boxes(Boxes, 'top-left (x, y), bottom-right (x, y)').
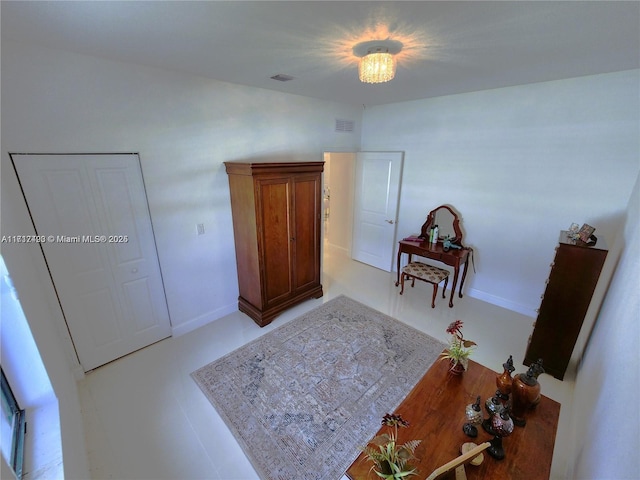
top-left (442, 276), bottom-right (449, 298)
top-left (399, 273), bottom-right (406, 295)
top-left (431, 284), bottom-right (438, 308)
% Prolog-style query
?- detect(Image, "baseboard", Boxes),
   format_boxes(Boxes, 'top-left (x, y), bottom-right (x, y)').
top-left (466, 288), bottom-right (536, 318)
top-left (171, 289), bottom-right (534, 336)
top-left (238, 285), bottom-right (323, 327)
top-left (171, 302), bottom-right (238, 337)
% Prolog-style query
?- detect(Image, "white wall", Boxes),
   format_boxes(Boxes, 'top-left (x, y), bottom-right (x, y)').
top-left (569, 174), bottom-right (640, 479)
top-left (361, 70), bottom-right (640, 317)
top-left (2, 456), bottom-right (16, 480)
top-left (1, 256), bottom-right (62, 479)
top-left (0, 194), bottom-right (89, 479)
top-left (1, 40), bottom-right (362, 338)
top-left (1, 39), bottom-right (362, 476)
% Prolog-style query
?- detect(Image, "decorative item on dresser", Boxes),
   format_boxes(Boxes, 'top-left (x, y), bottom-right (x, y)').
top-left (511, 359), bottom-right (545, 427)
top-left (224, 161), bottom-right (324, 327)
top-left (463, 396), bottom-right (483, 438)
top-left (482, 390), bottom-right (506, 436)
top-left (362, 413), bottom-right (421, 479)
top-left (486, 405), bottom-right (515, 460)
top-left (524, 230), bottom-right (608, 379)
top-left (496, 355), bottom-right (515, 401)
top-left (346, 357), bottom-right (561, 480)
top-left (440, 320), bottom-right (477, 374)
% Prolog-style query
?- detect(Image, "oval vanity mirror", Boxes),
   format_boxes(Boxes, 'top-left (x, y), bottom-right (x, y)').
top-left (420, 205), bottom-right (463, 245)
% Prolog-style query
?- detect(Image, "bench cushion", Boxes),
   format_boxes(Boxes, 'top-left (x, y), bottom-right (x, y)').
top-left (402, 262), bottom-right (449, 283)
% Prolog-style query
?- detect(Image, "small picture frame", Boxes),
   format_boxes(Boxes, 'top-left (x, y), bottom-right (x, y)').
top-left (578, 223), bottom-right (595, 243)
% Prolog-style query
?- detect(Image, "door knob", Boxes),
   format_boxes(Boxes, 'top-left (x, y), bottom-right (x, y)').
top-left (385, 220), bottom-right (394, 224)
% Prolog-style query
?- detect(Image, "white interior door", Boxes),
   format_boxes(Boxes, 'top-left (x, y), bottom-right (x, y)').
top-left (351, 151), bottom-right (404, 271)
top-left (12, 153), bottom-right (171, 371)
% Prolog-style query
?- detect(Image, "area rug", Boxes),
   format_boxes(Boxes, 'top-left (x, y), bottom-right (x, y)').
top-left (191, 295), bottom-right (446, 480)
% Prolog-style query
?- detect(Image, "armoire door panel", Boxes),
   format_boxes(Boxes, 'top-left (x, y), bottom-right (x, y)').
top-left (227, 174), bottom-right (261, 308)
top-left (293, 175), bottom-right (320, 291)
top-left (258, 178), bottom-right (293, 304)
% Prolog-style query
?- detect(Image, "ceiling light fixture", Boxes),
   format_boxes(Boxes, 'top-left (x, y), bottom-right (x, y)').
top-left (353, 39), bottom-right (403, 84)
top-left (359, 48), bottom-right (395, 84)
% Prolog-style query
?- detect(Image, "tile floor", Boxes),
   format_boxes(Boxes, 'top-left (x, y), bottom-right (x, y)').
top-left (77, 244), bottom-right (574, 479)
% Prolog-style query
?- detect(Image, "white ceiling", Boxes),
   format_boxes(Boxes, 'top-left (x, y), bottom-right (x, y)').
top-left (2, 1), bottom-right (639, 107)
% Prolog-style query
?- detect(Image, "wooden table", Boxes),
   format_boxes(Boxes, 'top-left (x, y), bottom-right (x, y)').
top-left (396, 240), bottom-right (470, 307)
top-left (346, 357), bottom-right (561, 480)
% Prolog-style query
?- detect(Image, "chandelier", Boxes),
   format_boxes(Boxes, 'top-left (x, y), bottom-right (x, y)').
top-left (359, 48), bottom-right (396, 84)
top-left (354, 40), bottom-right (403, 84)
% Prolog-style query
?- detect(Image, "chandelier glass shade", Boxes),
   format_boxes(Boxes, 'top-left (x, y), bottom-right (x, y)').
top-left (358, 49), bottom-right (396, 84)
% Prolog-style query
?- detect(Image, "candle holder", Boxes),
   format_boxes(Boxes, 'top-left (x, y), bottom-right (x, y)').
top-left (463, 396), bottom-right (483, 437)
top-left (487, 406), bottom-right (514, 460)
top-left (482, 390), bottom-right (506, 436)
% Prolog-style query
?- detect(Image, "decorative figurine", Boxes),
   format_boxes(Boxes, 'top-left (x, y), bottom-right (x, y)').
top-left (463, 396), bottom-right (483, 438)
top-left (443, 235), bottom-right (463, 252)
top-left (482, 391), bottom-right (506, 436)
top-left (496, 355), bottom-right (515, 399)
top-left (487, 406), bottom-right (514, 460)
top-left (511, 359), bottom-right (545, 427)
top-left (529, 358), bottom-right (545, 408)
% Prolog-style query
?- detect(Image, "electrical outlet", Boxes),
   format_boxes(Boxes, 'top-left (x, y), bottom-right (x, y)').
top-left (196, 223), bottom-right (205, 235)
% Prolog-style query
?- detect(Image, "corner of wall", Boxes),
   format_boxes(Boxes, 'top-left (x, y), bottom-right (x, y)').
top-left (170, 302), bottom-right (238, 337)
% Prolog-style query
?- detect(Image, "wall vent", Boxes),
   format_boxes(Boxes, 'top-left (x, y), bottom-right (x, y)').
top-left (270, 74), bottom-right (294, 82)
top-left (335, 119), bottom-right (355, 133)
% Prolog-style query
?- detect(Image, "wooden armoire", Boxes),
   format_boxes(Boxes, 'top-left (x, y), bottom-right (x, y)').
top-left (524, 230), bottom-right (608, 380)
top-left (224, 161), bottom-right (324, 327)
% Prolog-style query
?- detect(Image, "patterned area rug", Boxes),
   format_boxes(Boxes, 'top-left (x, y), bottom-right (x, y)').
top-left (191, 295), bottom-right (446, 480)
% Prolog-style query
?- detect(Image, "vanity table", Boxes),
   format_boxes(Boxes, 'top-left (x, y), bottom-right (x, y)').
top-left (395, 205), bottom-right (471, 307)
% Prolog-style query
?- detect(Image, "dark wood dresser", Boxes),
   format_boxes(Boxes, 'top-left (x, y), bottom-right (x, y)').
top-left (524, 230), bottom-right (608, 379)
top-left (224, 161), bottom-right (324, 327)
top-left (346, 357), bottom-right (560, 480)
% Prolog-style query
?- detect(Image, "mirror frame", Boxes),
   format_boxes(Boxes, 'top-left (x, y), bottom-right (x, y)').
top-left (419, 205), bottom-right (463, 244)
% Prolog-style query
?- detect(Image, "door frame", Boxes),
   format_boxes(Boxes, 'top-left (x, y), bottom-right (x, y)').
top-left (322, 152), bottom-right (356, 255)
top-left (323, 150), bottom-right (404, 271)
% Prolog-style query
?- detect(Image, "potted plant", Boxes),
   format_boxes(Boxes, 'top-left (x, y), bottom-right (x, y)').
top-left (363, 413), bottom-right (421, 479)
top-left (440, 320), bottom-right (476, 374)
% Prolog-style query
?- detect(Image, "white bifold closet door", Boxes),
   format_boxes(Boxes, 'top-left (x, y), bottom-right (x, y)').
top-left (12, 153), bottom-right (171, 371)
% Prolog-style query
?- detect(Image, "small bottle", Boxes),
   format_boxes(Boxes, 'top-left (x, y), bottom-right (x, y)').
top-left (428, 227), bottom-right (434, 243)
top-left (432, 225), bottom-right (439, 244)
